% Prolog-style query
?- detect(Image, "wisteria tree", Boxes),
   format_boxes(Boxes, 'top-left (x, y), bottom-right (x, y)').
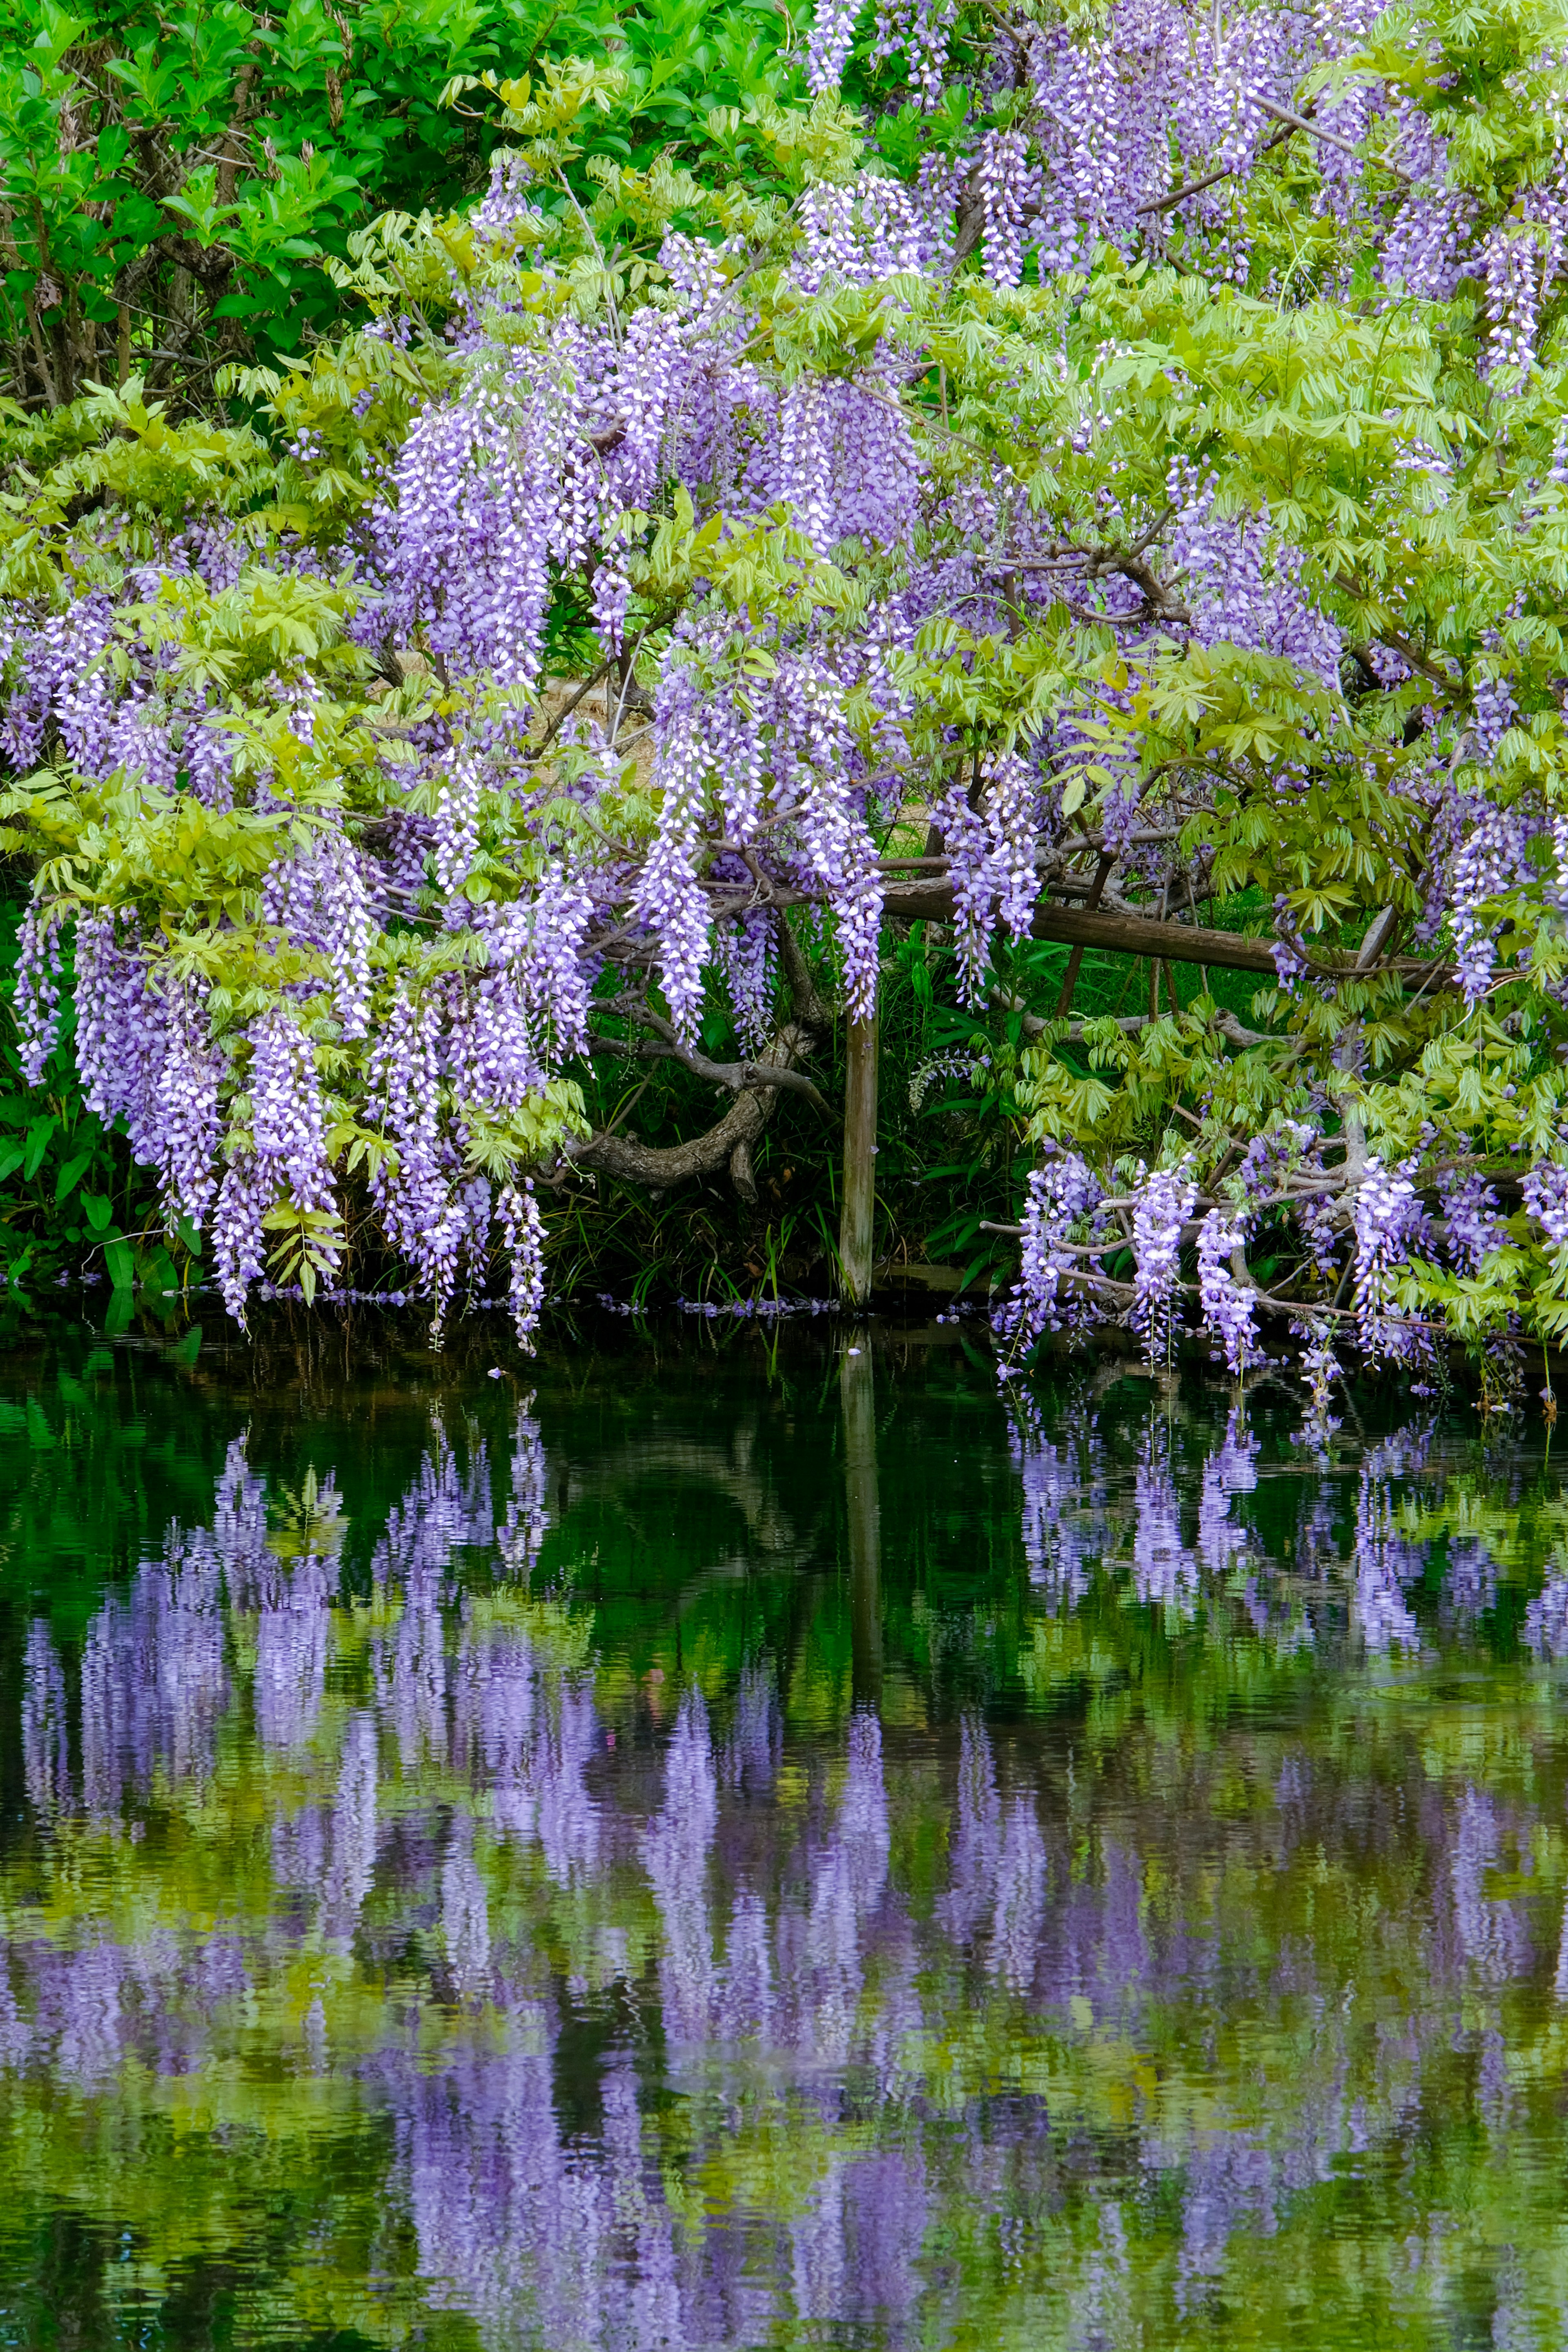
top-left (2, 0), bottom-right (1567, 1383)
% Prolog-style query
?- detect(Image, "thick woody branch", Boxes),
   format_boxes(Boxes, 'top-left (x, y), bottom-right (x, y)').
top-left (571, 1085), bottom-right (774, 1190)
top-left (631, 1035), bottom-right (832, 1116)
top-left (570, 908), bottom-right (838, 1196)
top-left (598, 990), bottom-right (831, 1115)
top-left (772, 906), bottom-right (834, 1029)
top-left (570, 1022), bottom-right (819, 1191)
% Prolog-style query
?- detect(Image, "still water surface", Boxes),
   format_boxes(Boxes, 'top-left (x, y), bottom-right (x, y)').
top-left (2, 1316), bottom-right (1568, 2348)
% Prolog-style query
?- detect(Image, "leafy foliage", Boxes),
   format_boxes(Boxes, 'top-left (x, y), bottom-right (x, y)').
top-left (0, 0), bottom-right (808, 408)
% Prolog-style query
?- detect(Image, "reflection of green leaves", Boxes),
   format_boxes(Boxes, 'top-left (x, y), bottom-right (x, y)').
top-left (102, 1285), bottom-right (136, 1337)
top-left (266, 1463), bottom-right (347, 1563)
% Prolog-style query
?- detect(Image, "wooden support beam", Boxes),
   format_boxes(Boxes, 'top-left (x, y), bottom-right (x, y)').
top-left (880, 880), bottom-right (1448, 985)
top-left (839, 996), bottom-right (880, 1309)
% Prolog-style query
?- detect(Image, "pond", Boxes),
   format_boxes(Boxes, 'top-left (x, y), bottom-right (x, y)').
top-left (2, 1313), bottom-right (1567, 2349)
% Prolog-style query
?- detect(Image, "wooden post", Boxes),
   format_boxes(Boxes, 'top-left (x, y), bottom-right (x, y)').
top-left (841, 1341), bottom-right (882, 1713)
top-left (838, 993), bottom-right (879, 1310)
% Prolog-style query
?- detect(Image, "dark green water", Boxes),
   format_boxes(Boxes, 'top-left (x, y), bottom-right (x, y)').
top-left (2, 1313), bottom-right (1568, 2349)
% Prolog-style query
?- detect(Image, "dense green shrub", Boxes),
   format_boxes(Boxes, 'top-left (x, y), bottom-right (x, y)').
top-left (0, 0), bottom-right (805, 407)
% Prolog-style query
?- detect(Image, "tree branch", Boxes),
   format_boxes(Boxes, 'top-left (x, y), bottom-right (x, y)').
top-left (882, 876), bottom-right (1452, 984)
top-left (530, 658), bottom-right (615, 757)
top-left (568, 1022), bottom-right (820, 1190)
top-left (630, 1033), bottom-right (831, 1117)
top-left (772, 905), bottom-right (834, 1029)
top-left (1254, 95), bottom-right (1411, 179)
top-left (1136, 122), bottom-right (1296, 214)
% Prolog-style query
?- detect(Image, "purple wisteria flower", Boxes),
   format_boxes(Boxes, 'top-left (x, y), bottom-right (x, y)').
top-left (1523, 1158), bottom-right (1568, 1248)
top-left (996, 1149), bottom-right (1102, 1349)
top-left (1440, 1168), bottom-right (1505, 1275)
top-left (1196, 1208), bottom-right (1257, 1375)
top-left (214, 1009), bottom-right (340, 1324)
top-left (1352, 1158), bottom-right (1426, 1365)
top-left (1131, 1162), bottom-right (1197, 1366)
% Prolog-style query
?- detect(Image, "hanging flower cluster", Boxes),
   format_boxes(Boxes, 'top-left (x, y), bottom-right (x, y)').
top-left (1131, 1165), bottom-right (1198, 1368)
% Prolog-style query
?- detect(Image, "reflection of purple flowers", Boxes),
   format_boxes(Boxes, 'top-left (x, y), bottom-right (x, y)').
top-left (793, 2148), bottom-right (930, 2330)
top-left (1450, 1785), bottom-right (1531, 1986)
top-left (1198, 1410), bottom-right (1257, 1576)
top-left (80, 1536), bottom-right (229, 1820)
top-left (1175, 2134), bottom-right (1277, 2308)
top-left (643, 1691), bottom-right (720, 2044)
top-left (21, 1622), bottom-right (69, 1816)
top-left (1523, 1568), bottom-right (1568, 1659)
top-left (795, 1711), bottom-right (891, 2066)
top-left (723, 1666), bottom-right (782, 1796)
top-left (1134, 1438), bottom-right (1197, 1609)
top-left (441, 1818), bottom-right (492, 1998)
top-left (1351, 1456), bottom-right (1425, 1653)
top-left (326, 1710), bottom-right (381, 1931)
top-left (15, 1380), bottom-right (1568, 2343)
top-left (1007, 1394), bottom-right (1101, 1605)
top-left (940, 1715), bottom-right (1003, 1946)
top-left (254, 1549), bottom-right (333, 1752)
top-left (991, 1796), bottom-right (1047, 1993)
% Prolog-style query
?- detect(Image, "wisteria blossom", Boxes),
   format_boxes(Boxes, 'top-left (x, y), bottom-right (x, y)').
top-left (1131, 1164), bottom-right (1198, 1368)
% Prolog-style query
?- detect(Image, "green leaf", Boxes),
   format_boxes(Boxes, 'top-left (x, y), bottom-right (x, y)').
top-left (160, 167), bottom-right (240, 249)
top-left (22, 1117), bottom-right (56, 1180)
top-left (55, 1150), bottom-right (92, 1201)
top-left (140, 1247), bottom-right (178, 1295)
top-left (104, 1236), bottom-right (135, 1290)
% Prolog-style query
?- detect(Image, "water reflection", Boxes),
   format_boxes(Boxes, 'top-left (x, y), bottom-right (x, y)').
top-left (842, 1344), bottom-right (881, 1711)
top-left (2, 1340), bottom-right (1568, 2346)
